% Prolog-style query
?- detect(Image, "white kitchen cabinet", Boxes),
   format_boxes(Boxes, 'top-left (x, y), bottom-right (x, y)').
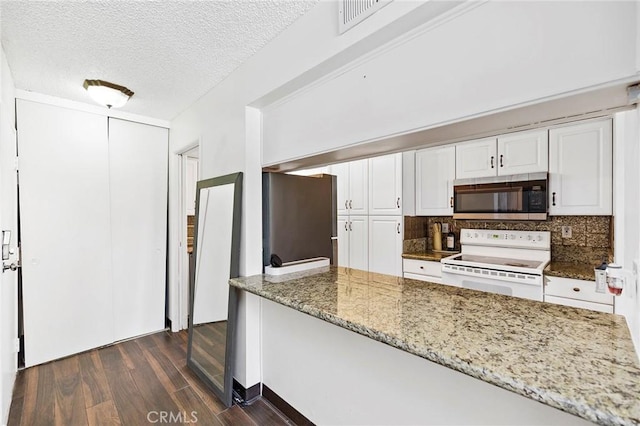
top-left (415, 146), bottom-right (455, 216)
top-left (455, 137), bottom-right (497, 179)
top-left (544, 276), bottom-right (614, 313)
top-left (369, 153), bottom-right (402, 215)
top-left (548, 119), bottom-right (612, 215)
top-left (331, 159), bottom-right (368, 215)
top-left (349, 216), bottom-right (369, 271)
top-left (497, 129), bottom-right (548, 175)
top-left (456, 130), bottom-right (549, 179)
top-left (338, 215), bottom-right (369, 271)
top-left (337, 216), bottom-right (350, 267)
top-left (368, 216), bottom-right (403, 277)
top-left (403, 259), bottom-right (442, 284)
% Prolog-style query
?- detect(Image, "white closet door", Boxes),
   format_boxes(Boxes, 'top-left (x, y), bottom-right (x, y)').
top-left (18, 100), bottom-right (114, 366)
top-left (109, 119), bottom-right (168, 342)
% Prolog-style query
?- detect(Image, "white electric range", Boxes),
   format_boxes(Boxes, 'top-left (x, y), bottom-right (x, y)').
top-left (440, 229), bottom-right (551, 301)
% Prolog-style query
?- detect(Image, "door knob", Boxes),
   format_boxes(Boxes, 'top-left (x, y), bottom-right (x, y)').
top-left (2, 262), bottom-right (19, 273)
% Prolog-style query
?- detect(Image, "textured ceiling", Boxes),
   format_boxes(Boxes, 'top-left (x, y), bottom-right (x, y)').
top-left (1, 0), bottom-right (318, 120)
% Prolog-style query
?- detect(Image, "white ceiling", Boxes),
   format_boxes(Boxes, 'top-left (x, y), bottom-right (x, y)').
top-left (1, 0), bottom-right (318, 120)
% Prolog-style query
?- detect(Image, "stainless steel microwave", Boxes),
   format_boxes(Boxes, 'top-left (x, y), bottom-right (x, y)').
top-left (453, 173), bottom-right (547, 220)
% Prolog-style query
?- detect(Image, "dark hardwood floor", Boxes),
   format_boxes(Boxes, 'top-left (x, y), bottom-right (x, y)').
top-left (8, 330), bottom-right (294, 426)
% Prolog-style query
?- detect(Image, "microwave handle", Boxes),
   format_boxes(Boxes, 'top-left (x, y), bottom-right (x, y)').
top-left (552, 192), bottom-right (556, 206)
top-left (450, 196), bottom-right (454, 208)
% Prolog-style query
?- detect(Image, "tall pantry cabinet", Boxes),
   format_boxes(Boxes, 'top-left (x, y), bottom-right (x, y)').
top-left (332, 153), bottom-right (403, 277)
top-left (17, 99), bottom-right (168, 366)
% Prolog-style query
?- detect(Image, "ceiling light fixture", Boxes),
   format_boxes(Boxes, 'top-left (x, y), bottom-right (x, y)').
top-left (83, 79), bottom-right (134, 109)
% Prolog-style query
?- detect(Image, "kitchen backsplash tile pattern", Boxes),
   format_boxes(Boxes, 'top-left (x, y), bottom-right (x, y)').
top-left (404, 216), bottom-right (612, 265)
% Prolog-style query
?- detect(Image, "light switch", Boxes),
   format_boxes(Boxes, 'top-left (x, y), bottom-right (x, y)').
top-left (441, 223), bottom-right (449, 233)
top-left (561, 226), bottom-right (572, 238)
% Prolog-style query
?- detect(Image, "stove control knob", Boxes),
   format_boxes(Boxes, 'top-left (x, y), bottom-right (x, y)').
top-left (474, 233), bottom-right (479, 238)
top-left (465, 232), bottom-right (471, 238)
top-left (527, 235), bottom-right (532, 241)
top-left (537, 235), bottom-right (543, 241)
top-left (509, 234), bottom-right (516, 240)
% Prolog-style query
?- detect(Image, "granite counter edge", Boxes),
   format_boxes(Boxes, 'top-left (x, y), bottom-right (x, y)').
top-left (228, 278), bottom-right (624, 426)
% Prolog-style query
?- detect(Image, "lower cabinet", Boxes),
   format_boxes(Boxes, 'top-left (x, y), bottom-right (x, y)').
top-left (337, 215), bottom-right (369, 271)
top-left (402, 259), bottom-right (443, 284)
top-left (368, 216), bottom-right (403, 277)
top-left (544, 276), bottom-right (614, 313)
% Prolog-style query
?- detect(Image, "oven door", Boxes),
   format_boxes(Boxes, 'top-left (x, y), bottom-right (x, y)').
top-left (441, 270), bottom-right (543, 301)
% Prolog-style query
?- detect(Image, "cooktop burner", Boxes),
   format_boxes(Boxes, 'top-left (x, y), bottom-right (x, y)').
top-left (447, 254), bottom-right (544, 270)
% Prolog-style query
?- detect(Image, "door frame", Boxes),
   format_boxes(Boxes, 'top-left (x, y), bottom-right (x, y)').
top-left (176, 141), bottom-right (200, 331)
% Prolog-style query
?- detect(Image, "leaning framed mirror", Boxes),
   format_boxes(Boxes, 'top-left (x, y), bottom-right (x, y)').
top-left (187, 172), bottom-right (243, 407)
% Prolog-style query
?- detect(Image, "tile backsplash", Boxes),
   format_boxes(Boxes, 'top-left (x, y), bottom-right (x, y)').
top-left (404, 216), bottom-right (612, 265)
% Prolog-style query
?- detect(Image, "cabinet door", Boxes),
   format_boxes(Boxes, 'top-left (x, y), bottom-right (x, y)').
top-left (369, 153), bottom-right (402, 215)
top-left (349, 216), bottom-right (369, 271)
top-left (497, 129), bottom-right (548, 175)
top-left (455, 137), bottom-right (497, 179)
top-left (415, 146), bottom-right (455, 216)
top-left (549, 119), bottom-right (612, 215)
top-left (368, 216), bottom-right (402, 277)
top-left (331, 162), bottom-right (350, 215)
top-left (349, 159), bottom-right (369, 214)
top-left (337, 216), bottom-right (350, 267)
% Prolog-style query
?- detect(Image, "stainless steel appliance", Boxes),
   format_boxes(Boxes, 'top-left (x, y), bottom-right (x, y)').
top-left (441, 228), bottom-right (551, 301)
top-left (453, 172), bottom-right (547, 220)
top-left (262, 172), bottom-right (337, 269)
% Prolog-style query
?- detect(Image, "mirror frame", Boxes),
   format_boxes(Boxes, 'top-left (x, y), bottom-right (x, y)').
top-left (186, 172), bottom-right (243, 408)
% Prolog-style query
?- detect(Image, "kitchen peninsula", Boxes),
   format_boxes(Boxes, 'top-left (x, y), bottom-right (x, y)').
top-left (230, 267), bottom-right (640, 426)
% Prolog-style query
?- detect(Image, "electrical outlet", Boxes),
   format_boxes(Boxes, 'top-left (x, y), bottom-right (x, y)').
top-left (561, 226), bottom-right (572, 238)
top-left (441, 223), bottom-right (449, 233)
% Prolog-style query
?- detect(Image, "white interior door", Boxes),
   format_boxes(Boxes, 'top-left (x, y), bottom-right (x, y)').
top-left (108, 119), bottom-right (168, 341)
top-left (0, 101), bottom-right (19, 424)
top-left (18, 100), bottom-right (114, 367)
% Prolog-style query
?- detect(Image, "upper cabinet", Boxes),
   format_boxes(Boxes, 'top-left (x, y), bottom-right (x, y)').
top-left (548, 119), bottom-right (612, 215)
top-left (496, 130), bottom-right (548, 175)
top-left (331, 160), bottom-right (368, 215)
top-left (455, 137), bottom-right (497, 179)
top-left (455, 130), bottom-right (548, 179)
top-left (415, 146), bottom-right (455, 216)
top-left (369, 153), bottom-right (402, 215)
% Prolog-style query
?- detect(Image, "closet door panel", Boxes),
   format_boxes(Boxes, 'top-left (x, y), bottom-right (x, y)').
top-left (109, 119), bottom-right (168, 341)
top-left (18, 100), bottom-right (114, 366)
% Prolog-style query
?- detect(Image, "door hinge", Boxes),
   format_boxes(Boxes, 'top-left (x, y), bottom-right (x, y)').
top-left (13, 338), bottom-right (20, 353)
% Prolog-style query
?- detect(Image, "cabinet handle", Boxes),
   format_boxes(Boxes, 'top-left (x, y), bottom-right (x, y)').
top-left (397, 223), bottom-right (400, 234)
top-left (552, 192), bottom-right (556, 206)
top-left (450, 196), bottom-right (454, 208)
top-left (349, 222), bottom-right (352, 231)
top-left (349, 200), bottom-right (352, 209)
top-left (345, 222), bottom-right (348, 231)
top-left (490, 156), bottom-right (494, 168)
top-left (573, 287), bottom-right (580, 292)
top-left (345, 200), bottom-right (348, 210)
top-left (396, 197), bottom-right (400, 208)
top-left (500, 154), bottom-right (504, 168)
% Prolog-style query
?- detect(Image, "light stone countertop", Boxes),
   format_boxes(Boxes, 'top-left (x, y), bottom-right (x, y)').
top-left (230, 266), bottom-right (640, 426)
top-left (401, 250), bottom-right (458, 262)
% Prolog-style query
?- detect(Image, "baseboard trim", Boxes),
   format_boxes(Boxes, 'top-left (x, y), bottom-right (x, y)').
top-left (233, 379), bottom-right (261, 403)
top-left (262, 384), bottom-right (315, 426)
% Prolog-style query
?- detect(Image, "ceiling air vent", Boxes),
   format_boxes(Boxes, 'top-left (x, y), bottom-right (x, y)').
top-left (339, 0), bottom-right (392, 34)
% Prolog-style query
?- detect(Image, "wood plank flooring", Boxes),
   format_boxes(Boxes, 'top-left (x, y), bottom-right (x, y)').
top-left (8, 330), bottom-right (294, 426)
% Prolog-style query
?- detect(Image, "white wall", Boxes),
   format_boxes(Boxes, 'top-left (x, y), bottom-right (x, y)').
top-left (262, 1), bottom-right (638, 166)
top-left (614, 109), bottom-right (640, 356)
top-left (0, 46), bottom-right (18, 426)
top-left (170, 0), bottom-right (640, 390)
top-left (169, 0), bottom-right (447, 388)
top-left (261, 299), bottom-right (591, 425)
